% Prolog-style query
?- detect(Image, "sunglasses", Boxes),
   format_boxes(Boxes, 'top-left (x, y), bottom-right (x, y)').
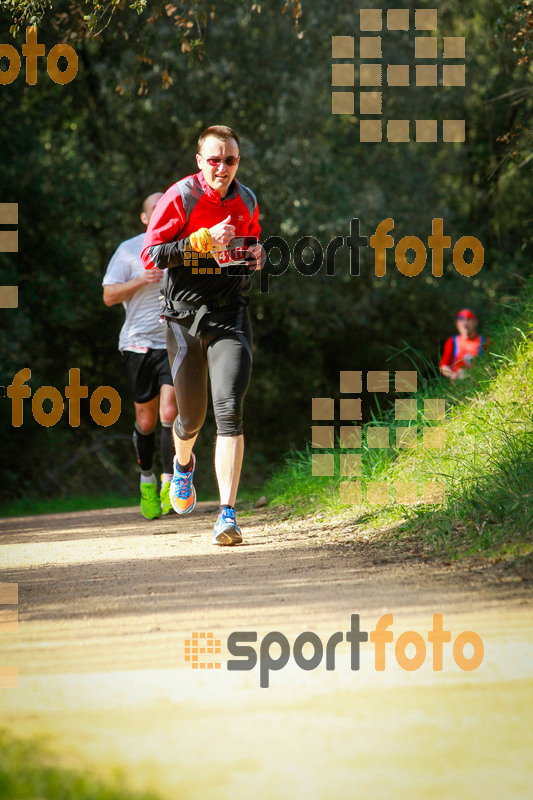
top-left (200, 155), bottom-right (240, 167)
top-left (457, 315), bottom-right (475, 320)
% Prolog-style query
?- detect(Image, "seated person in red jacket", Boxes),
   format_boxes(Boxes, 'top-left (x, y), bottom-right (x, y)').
top-left (440, 308), bottom-right (489, 380)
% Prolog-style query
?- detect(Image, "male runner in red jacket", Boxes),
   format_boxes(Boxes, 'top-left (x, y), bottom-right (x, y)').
top-left (142, 125), bottom-right (264, 546)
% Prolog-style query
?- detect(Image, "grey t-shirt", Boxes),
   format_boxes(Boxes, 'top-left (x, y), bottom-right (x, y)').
top-left (103, 233), bottom-right (166, 351)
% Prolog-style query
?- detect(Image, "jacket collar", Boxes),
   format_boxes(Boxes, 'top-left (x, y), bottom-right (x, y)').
top-left (197, 171), bottom-right (237, 202)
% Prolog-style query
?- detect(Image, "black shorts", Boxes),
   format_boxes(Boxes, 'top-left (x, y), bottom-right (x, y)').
top-left (122, 348), bottom-right (173, 404)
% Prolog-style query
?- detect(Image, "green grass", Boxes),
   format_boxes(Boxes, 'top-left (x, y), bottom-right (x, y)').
top-left (0, 730), bottom-right (163, 800)
top-left (0, 489), bottom-right (229, 519)
top-left (0, 480), bottom-right (262, 520)
top-left (264, 280), bottom-right (533, 561)
top-left (0, 493), bottom-right (140, 519)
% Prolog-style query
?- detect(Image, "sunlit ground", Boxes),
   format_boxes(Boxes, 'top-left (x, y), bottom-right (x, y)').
top-left (2, 609), bottom-right (532, 800)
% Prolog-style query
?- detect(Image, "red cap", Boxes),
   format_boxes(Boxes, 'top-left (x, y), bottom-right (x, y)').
top-left (456, 308), bottom-right (477, 320)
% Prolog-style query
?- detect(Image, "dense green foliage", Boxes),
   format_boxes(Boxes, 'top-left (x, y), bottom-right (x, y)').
top-left (0, 0), bottom-right (531, 505)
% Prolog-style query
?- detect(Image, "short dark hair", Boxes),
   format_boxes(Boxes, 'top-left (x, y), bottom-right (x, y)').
top-left (197, 125), bottom-right (240, 154)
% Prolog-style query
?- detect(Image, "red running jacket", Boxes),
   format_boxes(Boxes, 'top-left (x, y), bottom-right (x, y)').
top-left (141, 171), bottom-right (260, 310)
top-left (440, 334), bottom-right (488, 373)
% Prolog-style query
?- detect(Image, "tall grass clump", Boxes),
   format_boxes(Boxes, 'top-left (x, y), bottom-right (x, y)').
top-left (264, 279), bottom-right (533, 559)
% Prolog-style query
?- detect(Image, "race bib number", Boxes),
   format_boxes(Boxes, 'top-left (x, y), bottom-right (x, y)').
top-left (214, 246), bottom-right (247, 265)
top-left (211, 237), bottom-right (258, 269)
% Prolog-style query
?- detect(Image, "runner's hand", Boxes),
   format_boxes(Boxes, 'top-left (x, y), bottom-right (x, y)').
top-left (209, 216), bottom-right (236, 246)
top-left (140, 269), bottom-right (164, 284)
top-left (245, 243), bottom-right (266, 271)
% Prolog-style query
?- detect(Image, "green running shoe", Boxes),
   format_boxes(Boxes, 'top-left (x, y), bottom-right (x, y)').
top-left (140, 481), bottom-right (162, 520)
top-left (160, 477), bottom-right (174, 516)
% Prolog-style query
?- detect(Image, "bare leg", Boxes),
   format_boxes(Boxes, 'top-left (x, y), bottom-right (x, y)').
top-left (158, 384), bottom-right (178, 425)
top-left (215, 434), bottom-right (244, 506)
top-left (134, 396), bottom-right (158, 433)
top-left (173, 427), bottom-right (198, 470)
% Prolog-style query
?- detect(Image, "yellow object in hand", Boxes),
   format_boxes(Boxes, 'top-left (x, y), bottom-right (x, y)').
top-left (190, 228), bottom-right (213, 253)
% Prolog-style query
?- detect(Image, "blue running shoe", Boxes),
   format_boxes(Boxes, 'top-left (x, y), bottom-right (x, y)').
top-left (169, 454), bottom-right (197, 514)
top-left (212, 506), bottom-right (243, 546)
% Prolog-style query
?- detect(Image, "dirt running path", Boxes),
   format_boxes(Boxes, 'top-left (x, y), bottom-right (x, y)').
top-left (1, 504), bottom-right (532, 799)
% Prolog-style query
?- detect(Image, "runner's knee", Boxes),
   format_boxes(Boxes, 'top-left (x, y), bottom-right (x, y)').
top-left (135, 416), bottom-right (157, 435)
top-left (213, 397), bottom-right (243, 436)
top-left (173, 412), bottom-right (204, 441)
top-left (160, 401), bottom-right (178, 424)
